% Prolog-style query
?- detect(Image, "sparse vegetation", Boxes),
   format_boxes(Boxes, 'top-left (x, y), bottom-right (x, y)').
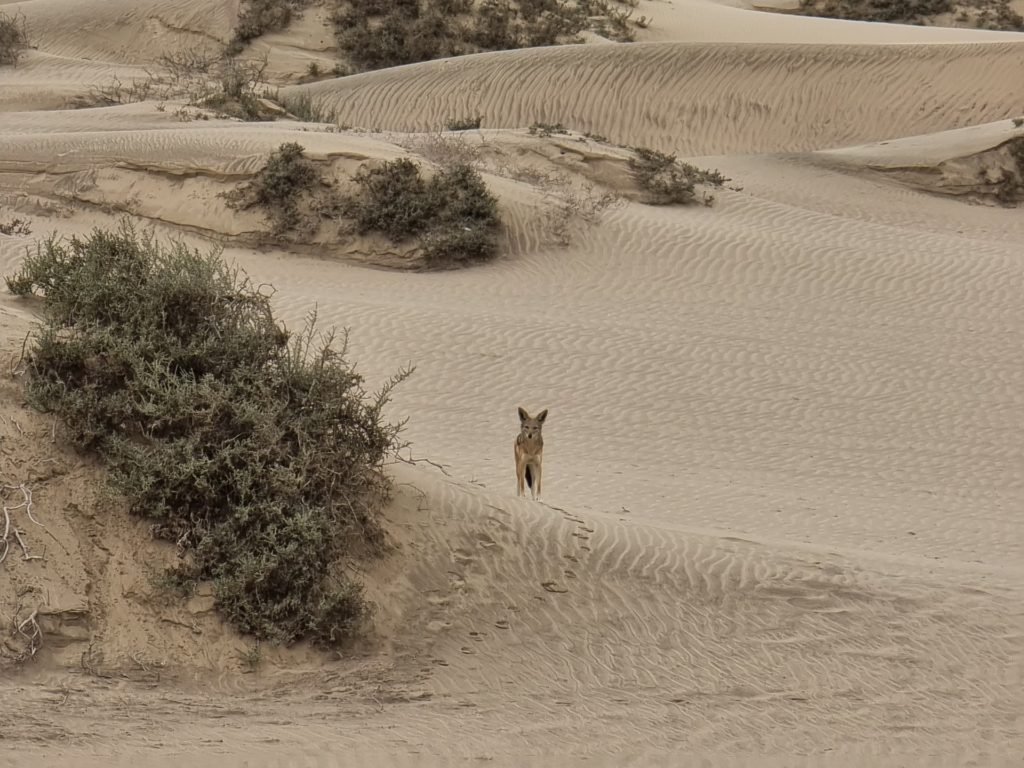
top-left (92, 50), bottom-right (279, 122)
top-left (343, 158), bottom-right (501, 266)
top-left (796, 0), bottom-right (1023, 29)
top-left (628, 147), bottom-right (727, 206)
top-left (402, 132), bottom-right (482, 168)
top-left (0, 10), bottom-right (29, 67)
top-left (5, 222), bottom-right (410, 645)
top-left (446, 115), bottom-right (483, 131)
top-left (0, 217), bottom-right (32, 236)
top-left (230, 0), bottom-right (313, 55)
top-left (278, 92), bottom-right (342, 123)
top-left (223, 142), bottom-right (337, 236)
top-left (529, 122), bottom-right (569, 137)
top-left (330, 0), bottom-right (648, 73)
top-left (985, 136), bottom-right (1024, 205)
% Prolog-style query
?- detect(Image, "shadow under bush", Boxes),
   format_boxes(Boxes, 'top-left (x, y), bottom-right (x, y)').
top-left (6, 223), bottom-right (410, 645)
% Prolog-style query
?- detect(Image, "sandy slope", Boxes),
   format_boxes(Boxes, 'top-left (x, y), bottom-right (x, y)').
top-left (286, 42), bottom-right (1024, 154)
top-left (1, 0), bottom-right (1023, 765)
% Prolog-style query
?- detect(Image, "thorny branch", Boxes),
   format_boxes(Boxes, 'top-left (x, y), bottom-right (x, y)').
top-left (391, 451), bottom-right (452, 477)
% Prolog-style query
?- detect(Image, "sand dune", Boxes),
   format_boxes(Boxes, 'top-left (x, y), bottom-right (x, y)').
top-left (640, 0), bottom-right (1024, 44)
top-left (287, 41), bottom-right (1024, 154)
top-left (0, 0), bottom-right (1023, 765)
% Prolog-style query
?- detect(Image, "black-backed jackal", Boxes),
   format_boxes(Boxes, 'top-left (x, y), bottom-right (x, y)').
top-left (515, 406), bottom-right (547, 499)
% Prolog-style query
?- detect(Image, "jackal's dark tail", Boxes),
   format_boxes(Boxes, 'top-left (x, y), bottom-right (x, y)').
top-left (524, 465), bottom-right (533, 489)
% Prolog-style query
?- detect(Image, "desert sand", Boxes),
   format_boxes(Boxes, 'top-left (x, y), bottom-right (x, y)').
top-left (0, 0), bottom-right (1022, 765)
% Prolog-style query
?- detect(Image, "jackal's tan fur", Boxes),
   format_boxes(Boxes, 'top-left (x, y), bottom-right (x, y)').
top-left (514, 406), bottom-right (547, 499)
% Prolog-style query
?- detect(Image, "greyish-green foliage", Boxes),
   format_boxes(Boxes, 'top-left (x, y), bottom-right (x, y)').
top-left (223, 142), bottom-right (333, 235)
top-left (344, 158), bottom-right (502, 266)
top-left (330, 0), bottom-right (643, 73)
top-left (230, 0), bottom-right (314, 54)
top-left (628, 147), bottom-right (727, 206)
top-left (990, 136), bottom-right (1024, 205)
top-left (0, 11), bottom-right (29, 66)
top-left (446, 115), bottom-right (484, 131)
top-left (5, 223), bottom-right (410, 645)
top-left (797, 0), bottom-right (1023, 28)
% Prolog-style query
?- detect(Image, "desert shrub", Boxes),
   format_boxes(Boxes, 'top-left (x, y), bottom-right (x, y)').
top-left (279, 92), bottom-right (341, 123)
top-left (0, 11), bottom-right (29, 67)
top-left (91, 52), bottom-right (275, 121)
top-left (470, 0), bottom-right (526, 48)
top-left (224, 142), bottom-right (332, 234)
top-left (230, 0), bottom-right (313, 54)
top-left (332, 5), bottom-right (465, 71)
top-left (331, 0), bottom-right (642, 73)
top-left (0, 216), bottom-right (32, 236)
top-left (988, 136), bottom-right (1024, 204)
top-left (529, 122), bottom-right (569, 137)
top-left (5, 222), bottom-right (409, 645)
top-left (628, 147), bottom-right (727, 206)
top-left (345, 159), bottom-right (501, 266)
top-left (794, 0), bottom-right (1024, 27)
top-left (401, 132), bottom-right (482, 168)
top-left (446, 115), bottom-right (483, 130)
top-left (346, 159), bottom-right (434, 239)
top-left (202, 55), bottom-right (274, 121)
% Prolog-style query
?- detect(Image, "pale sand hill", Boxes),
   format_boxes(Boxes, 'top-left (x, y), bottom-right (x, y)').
top-left (285, 42), bottom-right (1024, 155)
top-left (1, 0), bottom-right (1023, 765)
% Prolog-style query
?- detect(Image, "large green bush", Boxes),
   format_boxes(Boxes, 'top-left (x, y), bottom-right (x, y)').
top-left (6, 223), bottom-right (409, 645)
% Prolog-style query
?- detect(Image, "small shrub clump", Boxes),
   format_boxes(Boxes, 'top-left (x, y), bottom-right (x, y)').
top-left (230, 0), bottom-right (312, 55)
top-left (628, 147), bottom-right (727, 206)
top-left (986, 136), bottom-right (1024, 205)
top-left (92, 52), bottom-right (278, 122)
top-left (0, 216), bottom-right (32, 236)
top-left (344, 158), bottom-right (501, 266)
top-left (330, 0), bottom-right (645, 73)
top-left (446, 115), bottom-right (483, 131)
top-left (0, 11), bottom-right (29, 66)
top-left (224, 142), bottom-right (336, 235)
top-left (5, 222), bottom-right (409, 645)
top-left (528, 122), bottom-right (569, 137)
top-left (797, 0), bottom-right (951, 22)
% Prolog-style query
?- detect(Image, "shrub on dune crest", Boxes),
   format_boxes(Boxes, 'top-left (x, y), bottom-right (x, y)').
top-left (628, 147), bottom-right (727, 206)
top-left (223, 142), bottom-right (337, 236)
top-left (344, 158), bottom-right (502, 266)
top-left (5, 222), bottom-right (410, 645)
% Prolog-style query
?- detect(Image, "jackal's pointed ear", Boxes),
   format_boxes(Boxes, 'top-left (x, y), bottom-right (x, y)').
top-left (518, 406), bottom-right (529, 423)
top-left (536, 409), bottom-right (548, 424)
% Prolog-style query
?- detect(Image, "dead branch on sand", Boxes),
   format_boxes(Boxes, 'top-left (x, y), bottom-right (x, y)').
top-left (1, 483), bottom-right (44, 564)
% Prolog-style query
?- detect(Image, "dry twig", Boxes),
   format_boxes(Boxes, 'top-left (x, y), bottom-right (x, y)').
top-left (1, 484), bottom-right (44, 562)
